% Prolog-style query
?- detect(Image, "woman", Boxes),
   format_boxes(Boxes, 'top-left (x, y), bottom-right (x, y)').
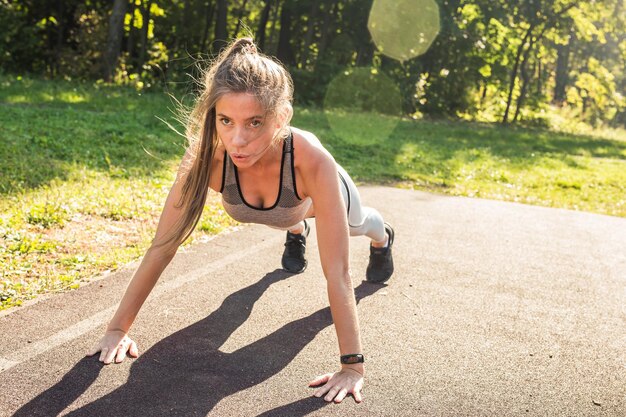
top-left (87, 38), bottom-right (395, 404)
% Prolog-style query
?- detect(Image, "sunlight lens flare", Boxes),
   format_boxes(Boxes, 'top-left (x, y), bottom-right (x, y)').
top-left (368, 0), bottom-right (440, 62)
top-left (323, 67), bottom-right (402, 144)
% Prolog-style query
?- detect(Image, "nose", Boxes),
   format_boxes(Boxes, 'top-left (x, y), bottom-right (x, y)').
top-left (231, 128), bottom-right (248, 147)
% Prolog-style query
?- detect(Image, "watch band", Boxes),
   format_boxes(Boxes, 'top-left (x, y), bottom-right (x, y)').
top-left (340, 353), bottom-right (365, 364)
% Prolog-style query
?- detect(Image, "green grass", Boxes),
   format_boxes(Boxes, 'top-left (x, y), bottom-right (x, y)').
top-left (0, 76), bottom-right (236, 310)
top-left (1, 75), bottom-right (625, 310)
top-left (295, 109), bottom-right (626, 217)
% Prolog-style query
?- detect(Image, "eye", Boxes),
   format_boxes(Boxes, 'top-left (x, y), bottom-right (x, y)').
top-left (250, 119), bottom-right (263, 128)
top-left (219, 117), bottom-right (231, 126)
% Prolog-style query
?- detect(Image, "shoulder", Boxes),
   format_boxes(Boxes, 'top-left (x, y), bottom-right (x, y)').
top-left (291, 127), bottom-right (336, 174)
top-left (290, 127), bottom-right (339, 198)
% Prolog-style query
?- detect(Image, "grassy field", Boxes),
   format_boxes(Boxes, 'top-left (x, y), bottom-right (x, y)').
top-left (1, 76), bottom-right (625, 310)
top-left (318, 109), bottom-right (626, 215)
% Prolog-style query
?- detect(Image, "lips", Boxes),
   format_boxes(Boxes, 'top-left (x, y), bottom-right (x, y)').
top-left (231, 154), bottom-right (249, 161)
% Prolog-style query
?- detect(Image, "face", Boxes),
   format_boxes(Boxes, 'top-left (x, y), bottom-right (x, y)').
top-left (215, 92), bottom-right (282, 168)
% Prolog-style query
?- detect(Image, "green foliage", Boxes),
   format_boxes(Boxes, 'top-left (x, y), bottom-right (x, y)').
top-left (7, 235), bottom-right (57, 255)
top-left (26, 202), bottom-right (70, 228)
top-left (1, 0), bottom-right (623, 127)
top-left (0, 4), bottom-right (45, 73)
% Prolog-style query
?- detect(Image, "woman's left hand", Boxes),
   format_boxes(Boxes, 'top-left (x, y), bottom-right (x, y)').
top-left (309, 368), bottom-right (364, 403)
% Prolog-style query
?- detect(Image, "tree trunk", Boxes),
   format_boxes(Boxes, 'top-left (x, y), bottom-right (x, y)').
top-left (256, 0), bottom-right (272, 51)
top-left (201, 1), bottom-right (216, 52)
top-left (513, 36), bottom-right (535, 123)
top-left (212, 0), bottom-right (228, 53)
top-left (502, 25), bottom-right (533, 124)
top-left (352, 0), bottom-right (375, 66)
top-left (276, 0), bottom-right (295, 65)
top-left (513, 22), bottom-right (551, 123)
top-left (138, 0), bottom-right (153, 70)
top-left (536, 58), bottom-right (542, 97)
top-left (103, 0), bottom-right (129, 81)
top-left (553, 33), bottom-right (572, 105)
top-left (479, 81), bottom-right (487, 107)
top-left (51, 1), bottom-right (66, 77)
top-left (126, 0), bottom-right (137, 67)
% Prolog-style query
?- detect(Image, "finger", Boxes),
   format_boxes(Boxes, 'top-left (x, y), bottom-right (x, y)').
top-left (99, 348), bottom-right (108, 363)
top-left (353, 389), bottom-right (363, 403)
top-left (334, 388), bottom-right (348, 403)
top-left (115, 343), bottom-right (128, 363)
top-left (309, 373), bottom-right (333, 388)
top-left (324, 386), bottom-right (341, 402)
top-left (103, 347), bottom-right (117, 365)
top-left (129, 341), bottom-right (139, 358)
top-left (314, 380), bottom-right (334, 398)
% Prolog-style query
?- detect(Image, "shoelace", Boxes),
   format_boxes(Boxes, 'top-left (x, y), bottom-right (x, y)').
top-left (284, 233), bottom-right (306, 257)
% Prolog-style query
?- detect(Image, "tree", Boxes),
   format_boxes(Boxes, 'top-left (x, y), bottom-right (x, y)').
top-left (212, 0), bottom-right (228, 53)
top-left (256, 0), bottom-right (273, 51)
top-left (1, 0), bottom-right (623, 127)
top-left (553, 31), bottom-right (573, 104)
top-left (103, 0), bottom-right (129, 81)
top-left (276, 0), bottom-right (295, 66)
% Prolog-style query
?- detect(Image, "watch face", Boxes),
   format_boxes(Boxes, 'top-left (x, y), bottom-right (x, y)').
top-left (341, 354), bottom-right (364, 364)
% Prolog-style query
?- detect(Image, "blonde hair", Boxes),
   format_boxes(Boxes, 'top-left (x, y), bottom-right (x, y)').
top-left (158, 38), bottom-right (294, 250)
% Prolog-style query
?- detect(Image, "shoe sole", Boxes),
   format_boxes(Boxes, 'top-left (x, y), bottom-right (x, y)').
top-left (282, 260), bottom-right (307, 274)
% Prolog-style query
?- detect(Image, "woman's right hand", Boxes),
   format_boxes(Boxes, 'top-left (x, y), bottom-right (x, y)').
top-left (86, 329), bottom-right (139, 364)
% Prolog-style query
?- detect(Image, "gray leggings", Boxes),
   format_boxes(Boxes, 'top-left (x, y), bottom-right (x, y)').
top-left (337, 165), bottom-right (386, 242)
top-left (279, 165), bottom-right (386, 242)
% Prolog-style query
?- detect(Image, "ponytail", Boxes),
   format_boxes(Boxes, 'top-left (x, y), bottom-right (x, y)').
top-left (154, 37), bottom-right (293, 250)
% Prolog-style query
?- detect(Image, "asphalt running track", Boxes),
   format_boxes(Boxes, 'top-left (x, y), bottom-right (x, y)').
top-left (0, 187), bottom-right (624, 416)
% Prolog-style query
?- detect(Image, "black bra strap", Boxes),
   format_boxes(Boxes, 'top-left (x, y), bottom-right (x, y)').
top-left (283, 130), bottom-right (294, 154)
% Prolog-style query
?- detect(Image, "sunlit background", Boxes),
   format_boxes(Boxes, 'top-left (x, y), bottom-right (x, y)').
top-left (368, 0), bottom-right (440, 62)
top-left (323, 0), bottom-right (439, 142)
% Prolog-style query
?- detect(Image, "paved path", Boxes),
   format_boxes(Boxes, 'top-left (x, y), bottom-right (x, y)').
top-left (0, 187), bottom-right (624, 417)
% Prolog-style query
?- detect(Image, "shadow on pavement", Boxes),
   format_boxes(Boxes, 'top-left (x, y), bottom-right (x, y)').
top-left (255, 396), bottom-right (331, 416)
top-left (13, 269), bottom-right (383, 417)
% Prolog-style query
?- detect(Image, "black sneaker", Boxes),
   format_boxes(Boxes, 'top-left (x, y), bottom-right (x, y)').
top-left (281, 220), bottom-right (310, 273)
top-left (366, 223), bottom-right (395, 283)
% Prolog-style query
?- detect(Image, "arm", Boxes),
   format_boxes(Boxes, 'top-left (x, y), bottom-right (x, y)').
top-left (303, 151), bottom-right (365, 402)
top-left (87, 149), bottom-right (196, 363)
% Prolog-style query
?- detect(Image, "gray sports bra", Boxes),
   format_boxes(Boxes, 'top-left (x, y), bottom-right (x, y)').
top-left (220, 131), bottom-right (313, 229)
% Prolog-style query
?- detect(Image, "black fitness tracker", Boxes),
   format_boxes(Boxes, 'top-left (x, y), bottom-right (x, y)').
top-left (340, 354), bottom-right (365, 364)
